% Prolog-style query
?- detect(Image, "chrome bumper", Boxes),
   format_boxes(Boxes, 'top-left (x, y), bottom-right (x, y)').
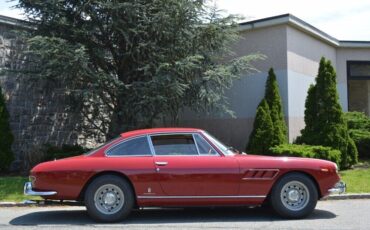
top-left (328, 181), bottom-right (346, 194)
top-left (24, 182), bottom-right (57, 196)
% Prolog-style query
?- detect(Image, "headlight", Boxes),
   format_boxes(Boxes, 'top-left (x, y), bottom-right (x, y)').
top-left (334, 163), bottom-right (338, 173)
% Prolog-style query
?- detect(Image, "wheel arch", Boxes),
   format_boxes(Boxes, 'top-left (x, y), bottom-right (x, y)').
top-left (268, 170), bottom-right (322, 199)
top-left (78, 171), bottom-right (137, 205)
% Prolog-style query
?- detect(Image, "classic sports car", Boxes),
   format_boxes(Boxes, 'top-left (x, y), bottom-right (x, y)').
top-left (24, 128), bottom-right (345, 222)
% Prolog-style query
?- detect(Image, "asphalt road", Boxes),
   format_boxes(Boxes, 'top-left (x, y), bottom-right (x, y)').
top-left (0, 199), bottom-right (368, 230)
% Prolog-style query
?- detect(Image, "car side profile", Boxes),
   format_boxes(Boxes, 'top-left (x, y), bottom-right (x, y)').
top-left (24, 128), bottom-right (345, 222)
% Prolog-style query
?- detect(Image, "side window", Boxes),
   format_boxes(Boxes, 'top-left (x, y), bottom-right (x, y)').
top-left (194, 134), bottom-right (218, 155)
top-left (106, 136), bottom-right (152, 156)
top-left (151, 134), bottom-right (198, 155)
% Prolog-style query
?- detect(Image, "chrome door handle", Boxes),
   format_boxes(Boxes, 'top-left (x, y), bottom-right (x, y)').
top-left (155, 161), bottom-right (168, 166)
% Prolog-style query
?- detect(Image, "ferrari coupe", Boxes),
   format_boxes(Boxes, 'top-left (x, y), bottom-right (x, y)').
top-left (24, 128), bottom-right (345, 222)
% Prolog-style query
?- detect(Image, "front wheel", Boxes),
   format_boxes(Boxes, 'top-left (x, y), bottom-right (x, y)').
top-left (270, 173), bottom-right (318, 218)
top-left (84, 175), bottom-right (135, 222)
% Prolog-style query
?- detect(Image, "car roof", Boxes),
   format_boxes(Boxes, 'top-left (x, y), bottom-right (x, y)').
top-left (120, 127), bottom-right (203, 139)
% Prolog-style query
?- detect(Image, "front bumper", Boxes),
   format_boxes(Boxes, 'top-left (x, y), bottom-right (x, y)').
top-left (24, 182), bottom-right (57, 196)
top-left (328, 181), bottom-right (346, 194)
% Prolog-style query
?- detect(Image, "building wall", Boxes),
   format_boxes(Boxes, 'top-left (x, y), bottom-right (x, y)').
top-left (286, 26), bottom-right (337, 141)
top-left (180, 25), bottom-right (289, 150)
top-left (0, 22), bottom-right (98, 169)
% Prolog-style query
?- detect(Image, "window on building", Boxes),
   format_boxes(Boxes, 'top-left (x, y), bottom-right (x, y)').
top-left (347, 61), bottom-right (370, 116)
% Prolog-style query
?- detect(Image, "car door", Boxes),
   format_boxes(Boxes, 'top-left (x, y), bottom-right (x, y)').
top-left (150, 133), bottom-right (240, 196)
top-left (104, 136), bottom-right (163, 197)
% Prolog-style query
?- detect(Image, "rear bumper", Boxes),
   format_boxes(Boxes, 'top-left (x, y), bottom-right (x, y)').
top-left (328, 181), bottom-right (346, 194)
top-left (24, 182), bottom-right (57, 196)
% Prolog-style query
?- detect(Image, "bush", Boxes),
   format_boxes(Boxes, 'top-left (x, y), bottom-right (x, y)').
top-left (44, 144), bottom-right (90, 161)
top-left (344, 112), bottom-right (370, 130)
top-left (270, 144), bottom-right (341, 167)
top-left (349, 129), bottom-right (370, 159)
top-left (296, 57), bottom-right (357, 169)
top-left (246, 99), bottom-right (274, 154)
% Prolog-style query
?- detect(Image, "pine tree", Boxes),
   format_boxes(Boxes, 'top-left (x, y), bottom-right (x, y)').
top-left (265, 68), bottom-right (288, 145)
top-left (246, 99), bottom-right (274, 154)
top-left (296, 57), bottom-right (358, 168)
top-left (0, 87), bottom-right (14, 171)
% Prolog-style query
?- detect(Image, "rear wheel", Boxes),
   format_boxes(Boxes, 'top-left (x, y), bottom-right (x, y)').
top-left (270, 173), bottom-right (318, 218)
top-left (84, 175), bottom-right (134, 222)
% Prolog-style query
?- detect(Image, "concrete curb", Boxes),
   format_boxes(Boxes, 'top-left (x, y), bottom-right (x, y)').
top-left (323, 193), bottom-right (370, 200)
top-left (1, 194), bottom-right (370, 207)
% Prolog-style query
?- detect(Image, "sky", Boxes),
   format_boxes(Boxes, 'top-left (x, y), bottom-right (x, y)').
top-left (1, 0), bottom-right (369, 41)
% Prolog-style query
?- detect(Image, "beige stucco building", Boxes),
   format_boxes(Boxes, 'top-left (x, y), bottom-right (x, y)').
top-left (180, 14), bottom-right (370, 150)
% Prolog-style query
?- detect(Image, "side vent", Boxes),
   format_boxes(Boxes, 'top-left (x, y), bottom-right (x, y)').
top-left (242, 169), bottom-right (279, 180)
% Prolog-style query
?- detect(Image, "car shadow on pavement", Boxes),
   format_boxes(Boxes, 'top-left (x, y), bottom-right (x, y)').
top-left (9, 206), bottom-right (336, 225)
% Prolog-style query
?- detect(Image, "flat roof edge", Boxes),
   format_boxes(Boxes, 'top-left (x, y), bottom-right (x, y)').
top-left (239, 14), bottom-right (370, 48)
top-left (0, 14), bottom-right (31, 29)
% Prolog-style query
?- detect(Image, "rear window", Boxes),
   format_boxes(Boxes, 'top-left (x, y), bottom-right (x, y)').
top-left (106, 136), bottom-right (152, 156)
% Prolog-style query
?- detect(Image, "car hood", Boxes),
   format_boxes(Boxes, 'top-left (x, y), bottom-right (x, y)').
top-left (233, 153), bottom-right (337, 171)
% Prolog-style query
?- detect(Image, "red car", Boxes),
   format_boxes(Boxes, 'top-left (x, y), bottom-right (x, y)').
top-left (24, 128), bottom-right (345, 222)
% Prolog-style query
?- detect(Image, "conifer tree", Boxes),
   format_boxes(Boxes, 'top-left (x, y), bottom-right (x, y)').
top-left (246, 99), bottom-right (274, 154)
top-left (247, 68), bottom-right (287, 154)
top-left (0, 87), bottom-right (14, 171)
top-left (296, 57), bottom-right (358, 168)
top-left (265, 68), bottom-right (288, 145)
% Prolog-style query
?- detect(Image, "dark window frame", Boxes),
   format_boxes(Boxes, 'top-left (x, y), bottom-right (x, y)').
top-left (347, 61), bottom-right (370, 112)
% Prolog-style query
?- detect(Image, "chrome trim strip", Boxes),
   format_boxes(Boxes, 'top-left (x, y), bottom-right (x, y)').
top-left (137, 195), bottom-right (266, 199)
top-left (24, 182), bottom-right (57, 196)
top-left (192, 133), bottom-right (201, 155)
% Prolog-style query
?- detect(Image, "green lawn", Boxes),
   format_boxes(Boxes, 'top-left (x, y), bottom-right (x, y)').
top-left (340, 159), bottom-right (370, 193)
top-left (0, 176), bottom-right (40, 202)
top-left (0, 161), bottom-right (369, 202)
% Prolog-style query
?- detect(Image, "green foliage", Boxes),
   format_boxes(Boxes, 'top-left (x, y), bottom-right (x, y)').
top-left (0, 87), bottom-right (14, 171)
top-left (348, 127), bottom-right (370, 159)
top-left (247, 68), bottom-right (287, 154)
top-left (270, 144), bottom-right (341, 166)
top-left (246, 99), bottom-right (274, 154)
top-left (44, 144), bottom-right (90, 161)
top-left (343, 112), bottom-right (370, 159)
top-left (296, 57), bottom-right (358, 169)
top-left (344, 112), bottom-right (370, 130)
top-left (264, 68), bottom-right (288, 145)
top-left (17, 0), bottom-right (263, 137)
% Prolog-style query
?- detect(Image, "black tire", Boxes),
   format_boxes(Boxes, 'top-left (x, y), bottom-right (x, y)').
top-left (84, 175), bottom-right (135, 222)
top-left (270, 173), bottom-right (318, 219)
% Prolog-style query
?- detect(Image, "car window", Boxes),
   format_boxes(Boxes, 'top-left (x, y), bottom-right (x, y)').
top-left (151, 134), bottom-right (198, 155)
top-left (106, 136), bottom-right (152, 156)
top-left (194, 134), bottom-right (218, 155)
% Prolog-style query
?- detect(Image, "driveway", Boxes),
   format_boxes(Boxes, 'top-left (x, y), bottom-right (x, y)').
top-left (0, 199), bottom-right (368, 229)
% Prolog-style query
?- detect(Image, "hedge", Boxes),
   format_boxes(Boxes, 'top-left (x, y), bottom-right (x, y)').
top-left (349, 129), bottom-right (370, 159)
top-left (344, 112), bottom-right (370, 130)
top-left (270, 144), bottom-right (341, 167)
top-left (44, 144), bottom-right (90, 161)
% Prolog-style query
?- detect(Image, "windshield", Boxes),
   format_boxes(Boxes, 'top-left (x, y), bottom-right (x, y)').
top-left (202, 131), bottom-right (236, 156)
top-left (84, 137), bottom-right (120, 156)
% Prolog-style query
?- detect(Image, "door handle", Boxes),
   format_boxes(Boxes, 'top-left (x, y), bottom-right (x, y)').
top-left (155, 161), bottom-right (168, 166)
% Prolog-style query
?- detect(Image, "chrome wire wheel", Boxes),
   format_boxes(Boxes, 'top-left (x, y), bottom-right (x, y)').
top-left (280, 180), bottom-right (310, 211)
top-left (94, 184), bottom-right (125, 215)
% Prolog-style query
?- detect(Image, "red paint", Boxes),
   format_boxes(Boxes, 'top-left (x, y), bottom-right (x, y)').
top-left (30, 128), bottom-right (341, 206)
